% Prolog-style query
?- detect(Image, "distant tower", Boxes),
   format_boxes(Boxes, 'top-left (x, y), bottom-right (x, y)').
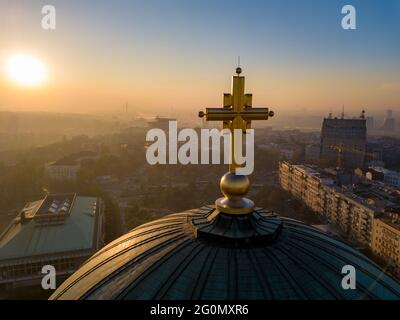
top-left (366, 116), bottom-right (374, 133)
top-left (320, 114), bottom-right (367, 168)
top-left (380, 109), bottom-right (396, 132)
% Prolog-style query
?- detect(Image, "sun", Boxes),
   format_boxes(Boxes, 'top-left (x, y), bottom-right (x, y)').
top-left (4, 54), bottom-right (48, 87)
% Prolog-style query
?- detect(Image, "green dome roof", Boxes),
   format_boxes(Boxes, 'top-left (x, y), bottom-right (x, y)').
top-left (51, 206), bottom-right (400, 300)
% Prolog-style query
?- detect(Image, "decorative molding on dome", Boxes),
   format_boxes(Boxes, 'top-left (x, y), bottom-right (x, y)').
top-left (188, 207), bottom-right (282, 246)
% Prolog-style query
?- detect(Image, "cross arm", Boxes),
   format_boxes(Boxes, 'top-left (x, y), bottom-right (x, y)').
top-left (198, 108), bottom-right (236, 121)
top-left (241, 107), bottom-right (274, 121)
top-left (198, 107), bottom-right (274, 121)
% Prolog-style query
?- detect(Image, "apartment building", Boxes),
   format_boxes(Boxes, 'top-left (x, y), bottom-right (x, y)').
top-left (279, 161), bottom-right (377, 247)
top-left (372, 216), bottom-right (400, 277)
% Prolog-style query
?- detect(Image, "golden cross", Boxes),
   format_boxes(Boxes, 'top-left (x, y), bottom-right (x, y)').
top-left (199, 67), bottom-right (274, 173)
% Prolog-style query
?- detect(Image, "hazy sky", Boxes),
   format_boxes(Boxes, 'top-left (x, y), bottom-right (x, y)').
top-left (0, 0), bottom-right (399, 117)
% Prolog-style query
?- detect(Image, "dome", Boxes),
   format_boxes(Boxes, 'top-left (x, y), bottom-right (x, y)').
top-left (51, 206), bottom-right (400, 300)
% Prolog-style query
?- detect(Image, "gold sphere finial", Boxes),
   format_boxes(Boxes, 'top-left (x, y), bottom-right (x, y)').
top-left (215, 172), bottom-right (254, 215)
top-left (220, 173), bottom-right (250, 201)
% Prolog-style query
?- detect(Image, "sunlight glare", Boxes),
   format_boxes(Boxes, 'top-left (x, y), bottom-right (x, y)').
top-left (5, 54), bottom-right (48, 87)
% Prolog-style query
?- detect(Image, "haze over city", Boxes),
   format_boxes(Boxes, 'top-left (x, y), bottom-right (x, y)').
top-left (3, 0), bottom-right (400, 306)
top-left (0, 0), bottom-right (399, 118)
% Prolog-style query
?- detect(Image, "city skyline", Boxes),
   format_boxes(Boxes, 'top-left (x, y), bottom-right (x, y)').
top-left (0, 0), bottom-right (399, 116)
top-left (2, 0), bottom-right (400, 304)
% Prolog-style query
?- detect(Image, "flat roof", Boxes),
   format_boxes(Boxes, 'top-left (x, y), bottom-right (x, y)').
top-left (0, 196), bottom-right (99, 263)
top-left (48, 151), bottom-right (97, 166)
top-left (378, 217), bottom-right (400, 232)
top-left (290, 163), bottom-right (334, 181)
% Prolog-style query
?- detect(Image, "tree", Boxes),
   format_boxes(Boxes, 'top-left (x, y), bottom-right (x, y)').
top-left (102, 195), bottom-right (122, 243)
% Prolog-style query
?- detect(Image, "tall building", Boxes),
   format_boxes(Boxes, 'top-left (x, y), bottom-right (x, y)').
top-left (366, 116), bottom-right (374, 133)
top-left (51, 69), bottom-right (400, 300)
top-left (320, 115), bottom-right (367, 168)
top-left (305, 144), bottom-right (321, 164)
top-left (0, 193), bottom-right (105, 297)
top-left (380, 110), bottom-right (396, 133)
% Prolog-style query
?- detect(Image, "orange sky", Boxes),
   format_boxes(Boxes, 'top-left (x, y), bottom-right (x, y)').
top-left (0, 1), bottom-right (399, 117)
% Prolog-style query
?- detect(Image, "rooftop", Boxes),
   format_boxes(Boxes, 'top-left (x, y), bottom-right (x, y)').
top-left (285, 162), bottom-right (335, 184)
top-left (322, 117), bottom-right (366, 126)
top-left (285, 162), bottom-right (400, 213)
top-left (378, 215), bottom-right (400, 232)
top-left (48, 150), bottom-right (97, 167)
top-left (0, 194), bottom-right (100, 264)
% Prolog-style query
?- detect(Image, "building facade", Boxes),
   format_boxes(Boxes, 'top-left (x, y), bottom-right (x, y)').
top-left (320, 117), bottom-right (367, 168)
top-left (305, 144), bottom-right (321, 164)
top-left (45, 151), bottom-right (98, 182)
top-left (372, 216), bottom-right (400, 277)
top-left (368, 167), bottom-right (400, 188)
top-left (45, 162), bottom-right (81, 181)
top-left (279, 162), bottom-right (376, 247)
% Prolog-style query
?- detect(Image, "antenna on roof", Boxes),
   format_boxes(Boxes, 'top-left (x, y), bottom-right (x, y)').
top-left (328, 107), bottom-right (333, 119)
top-left (341, 105), bottom-right (345, 119)
top-left (236, 56), bottom-right (242, 75)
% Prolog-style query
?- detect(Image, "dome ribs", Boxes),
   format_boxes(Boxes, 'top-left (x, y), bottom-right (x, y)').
top-left (246, 250), bottom-right (275, 299)
top-left (260, 247), bottom-right (308, 299)
top-left (275, 244), bottom-right (343, 299)
top-left (89, 217), bottom-right (185, 261)
top-left (152, 242), bottom-right (206, 300)
top-left (113, 237), bottom-right (196, 299)
top-left (55, 228), bottom-right (188, 299)
top-left (284, 238), bottom-right (375, 299)
top-left (284, 231), bottom-right (400, 299)
top-left (189, 245), bottom-right (219, 300)
top-left (190, 246), bottom-right (221, 299)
